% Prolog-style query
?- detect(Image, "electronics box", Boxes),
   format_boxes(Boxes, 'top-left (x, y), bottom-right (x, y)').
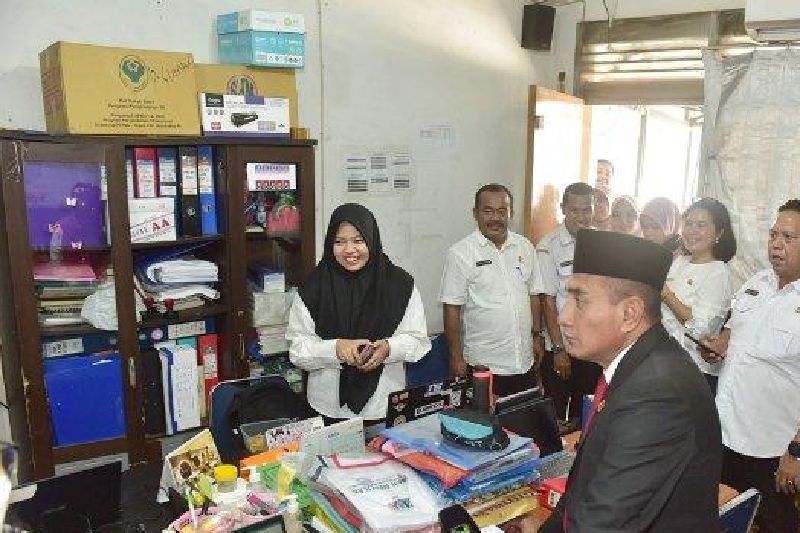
top-left (199, 93), bottom-right (290, 138)
top-left (194, 64), bottom-right (298, 127)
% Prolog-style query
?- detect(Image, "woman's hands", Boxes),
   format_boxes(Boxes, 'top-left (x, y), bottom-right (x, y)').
top-left (335, 338), bottom-right (390, 371)
top-left (360, 339), bottom-right (390, 372)
top-left (336, 339), bottom-right (370, 366)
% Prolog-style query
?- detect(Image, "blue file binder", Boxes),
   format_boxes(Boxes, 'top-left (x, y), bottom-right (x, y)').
top-left (197, 145), bottom-right (218, 235)
top-left (44, 352), bottom-right (127, 446)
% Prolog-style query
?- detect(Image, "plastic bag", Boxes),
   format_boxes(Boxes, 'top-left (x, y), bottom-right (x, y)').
top-left (81, 278), bottom-right (146, 330)
top-left (265, 192), bottom-right (300, 236)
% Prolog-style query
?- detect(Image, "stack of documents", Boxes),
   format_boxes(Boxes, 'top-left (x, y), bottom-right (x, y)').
top-left (34, 262), bottom-right (100, 326)
top-left (146, 258), bottom-right (218, 284)
top-left (378, 413), bottom-right (541, 504)
top-left (307, 455), bottom-right (441, 532)
top-left (135, 243), bottom-right (220, 309)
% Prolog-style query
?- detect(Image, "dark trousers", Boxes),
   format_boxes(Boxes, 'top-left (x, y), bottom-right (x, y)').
top-left (467, 365), bottom-right (538, 398)
top-left (492, 366), bottom-right (538, 397)
top-left (541, 351), bottom-right (602, 421)
top-left (721, 446), bottom-right (800, 533)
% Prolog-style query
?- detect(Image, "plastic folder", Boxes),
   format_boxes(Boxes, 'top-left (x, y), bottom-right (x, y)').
top-left (44, 352), bottom-right (127, 446)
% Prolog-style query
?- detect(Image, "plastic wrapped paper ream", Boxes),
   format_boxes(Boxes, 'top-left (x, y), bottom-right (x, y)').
top-left (258, 324), bottom-right (288, 354)
top-left (252, 291), bottom-right (292, 327)
top-left (316, 460), bottom-right (440, 533)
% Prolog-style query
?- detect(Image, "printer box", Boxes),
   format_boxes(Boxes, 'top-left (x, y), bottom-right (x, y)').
top-left (40, 41), bottom-right (200, 135)
top-left (199, 93), bottom-right (289, 138)
top-left (129, 197), bottom-right (177, 243)
top-left (217, 11), bottom-right (305, 68)
top-left (194, 64), bottom-right (298, 127)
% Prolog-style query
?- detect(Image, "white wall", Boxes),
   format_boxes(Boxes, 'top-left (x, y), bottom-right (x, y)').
top-left (319, 0), bottom-right (553, 331)
top-left (0, 0), bottom-right (554, 335)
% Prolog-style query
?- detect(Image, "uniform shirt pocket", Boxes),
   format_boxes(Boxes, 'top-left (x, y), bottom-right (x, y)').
top-left (469, 264), bottom-right (507, 308)
top-left (771, 312), bottom-right (800, 357)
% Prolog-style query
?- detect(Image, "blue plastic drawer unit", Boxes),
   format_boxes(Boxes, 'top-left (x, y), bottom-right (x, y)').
top-left (44, 352), bottom-right (127, 446)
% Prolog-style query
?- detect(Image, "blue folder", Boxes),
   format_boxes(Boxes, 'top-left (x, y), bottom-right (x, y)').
top-left (44, 352), bottom-right (127, 446)
top-left (197, 145), bottom-right (218, 236)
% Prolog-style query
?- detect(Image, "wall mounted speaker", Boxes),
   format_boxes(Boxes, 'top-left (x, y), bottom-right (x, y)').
top-left (521, 4), bottom-right (556, 51)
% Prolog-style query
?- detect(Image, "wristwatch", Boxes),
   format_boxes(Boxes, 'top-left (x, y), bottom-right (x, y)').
top-left (788, 441), bottom-right (800, 459)
top-left (551, 343), bottom-right (565, 354)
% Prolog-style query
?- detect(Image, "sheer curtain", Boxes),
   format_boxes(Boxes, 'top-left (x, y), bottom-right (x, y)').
top-left (701, 47), bottom-right (800, 288)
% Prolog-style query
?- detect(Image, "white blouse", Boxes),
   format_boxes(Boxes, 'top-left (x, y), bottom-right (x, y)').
top-left (286, 285), bottom-right (431, 420)
top-left (661, 256), bottom-right (732, 376)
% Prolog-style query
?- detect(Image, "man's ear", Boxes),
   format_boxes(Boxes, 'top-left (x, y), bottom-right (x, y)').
top-left (620, 296), bottom-right (646, 333)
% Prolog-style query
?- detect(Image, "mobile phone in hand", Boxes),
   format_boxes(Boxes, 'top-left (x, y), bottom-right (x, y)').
top-left (684, 332), bottom-right (724, 359)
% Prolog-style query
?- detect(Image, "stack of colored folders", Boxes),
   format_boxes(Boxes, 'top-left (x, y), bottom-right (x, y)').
top-left (34, 262), bottom-right (100, 326)
top-left (376, 413), bottom-right (542, 505)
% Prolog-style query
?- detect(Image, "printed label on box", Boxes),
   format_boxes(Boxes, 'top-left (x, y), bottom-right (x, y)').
top-left (168, 321), bottom-right (207, 339)
top-left (246, 163), bottom-right (296, 191)
top-left (130, 213), bottom-right (176, 243)
top-left (43, 338), bottom-right (85, 357)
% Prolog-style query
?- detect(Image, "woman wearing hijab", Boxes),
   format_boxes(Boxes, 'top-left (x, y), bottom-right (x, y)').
top-left (609, 195), bottom-right (640, 236)
top-left (287, 203), bottom-right (431, 422)
top-left (640, 197), bottom-right (683, 254)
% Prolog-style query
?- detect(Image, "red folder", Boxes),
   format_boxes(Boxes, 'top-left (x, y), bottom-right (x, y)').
top-left (133, 147), bottom-right (158, 198)
top-left (198, 334), bottom-right (219, 406)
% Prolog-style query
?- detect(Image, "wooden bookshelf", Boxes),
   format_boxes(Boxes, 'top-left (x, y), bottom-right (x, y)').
top-left (0, 132), bottom-right (316, 481)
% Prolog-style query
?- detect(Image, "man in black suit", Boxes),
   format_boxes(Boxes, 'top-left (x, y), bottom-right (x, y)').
top-left (541, 229), bottom-right (722, 532)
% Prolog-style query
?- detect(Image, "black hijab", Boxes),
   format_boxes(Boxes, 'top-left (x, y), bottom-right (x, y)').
top-left (298, 203), bottom-right (414, 414)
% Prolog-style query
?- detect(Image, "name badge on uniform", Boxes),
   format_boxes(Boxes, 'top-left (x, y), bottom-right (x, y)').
top-left (745, 288), bottom-right (759, 296)
top-left (559, 260), bottom-right (573, 268)
top-left (475, 259), bottom-right (492, 267)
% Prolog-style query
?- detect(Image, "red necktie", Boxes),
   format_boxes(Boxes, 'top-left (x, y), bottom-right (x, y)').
top-left (584, 375), bottom-right (609, 432)
top-left (563, 375), bottom-right (609, 532)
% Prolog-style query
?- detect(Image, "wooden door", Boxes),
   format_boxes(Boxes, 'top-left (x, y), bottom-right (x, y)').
top-left (523, 86), bottom-right (591, 244)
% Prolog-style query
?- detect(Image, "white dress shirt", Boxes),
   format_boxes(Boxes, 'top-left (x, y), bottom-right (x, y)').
top-left (538, 224), bottom-right (575, 313)
top-left (717, 269), bottom-right (800, 458)
top-left (286, 285), bottom-right (431, 420)
top-left (537, 224), bottom-right (576, 350)
top-left (604, 343), bottom-right (633, 385)
top-left (661, 256), bottom-right (732, 376)
top-left (439, 230), bottom-right (544, 375)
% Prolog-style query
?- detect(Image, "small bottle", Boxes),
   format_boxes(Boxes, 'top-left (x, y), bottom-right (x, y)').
top-left (282, 494), bottom-right (302, 533)
top-left (472, 366), bottom-right (493, 413)
top-left (214, 464), bottom-right (238, 493)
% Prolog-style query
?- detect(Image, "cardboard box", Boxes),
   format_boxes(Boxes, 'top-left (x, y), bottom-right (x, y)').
top-left (199, 93), bottom-right (289, 138)
top-left (40, 41), bottom-right (201, 135)
top-left (129, 197), bottom-right (177, 243)
top-left (216, 10), bottom-right (305, 34)
top-left (194, 64), bottom-right (298, 128)
top-left (218, 30), bottom-right (305, 69)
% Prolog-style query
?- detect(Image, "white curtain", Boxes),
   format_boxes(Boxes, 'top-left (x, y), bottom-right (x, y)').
top-left (700, 47), bottom-right (800, 288)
